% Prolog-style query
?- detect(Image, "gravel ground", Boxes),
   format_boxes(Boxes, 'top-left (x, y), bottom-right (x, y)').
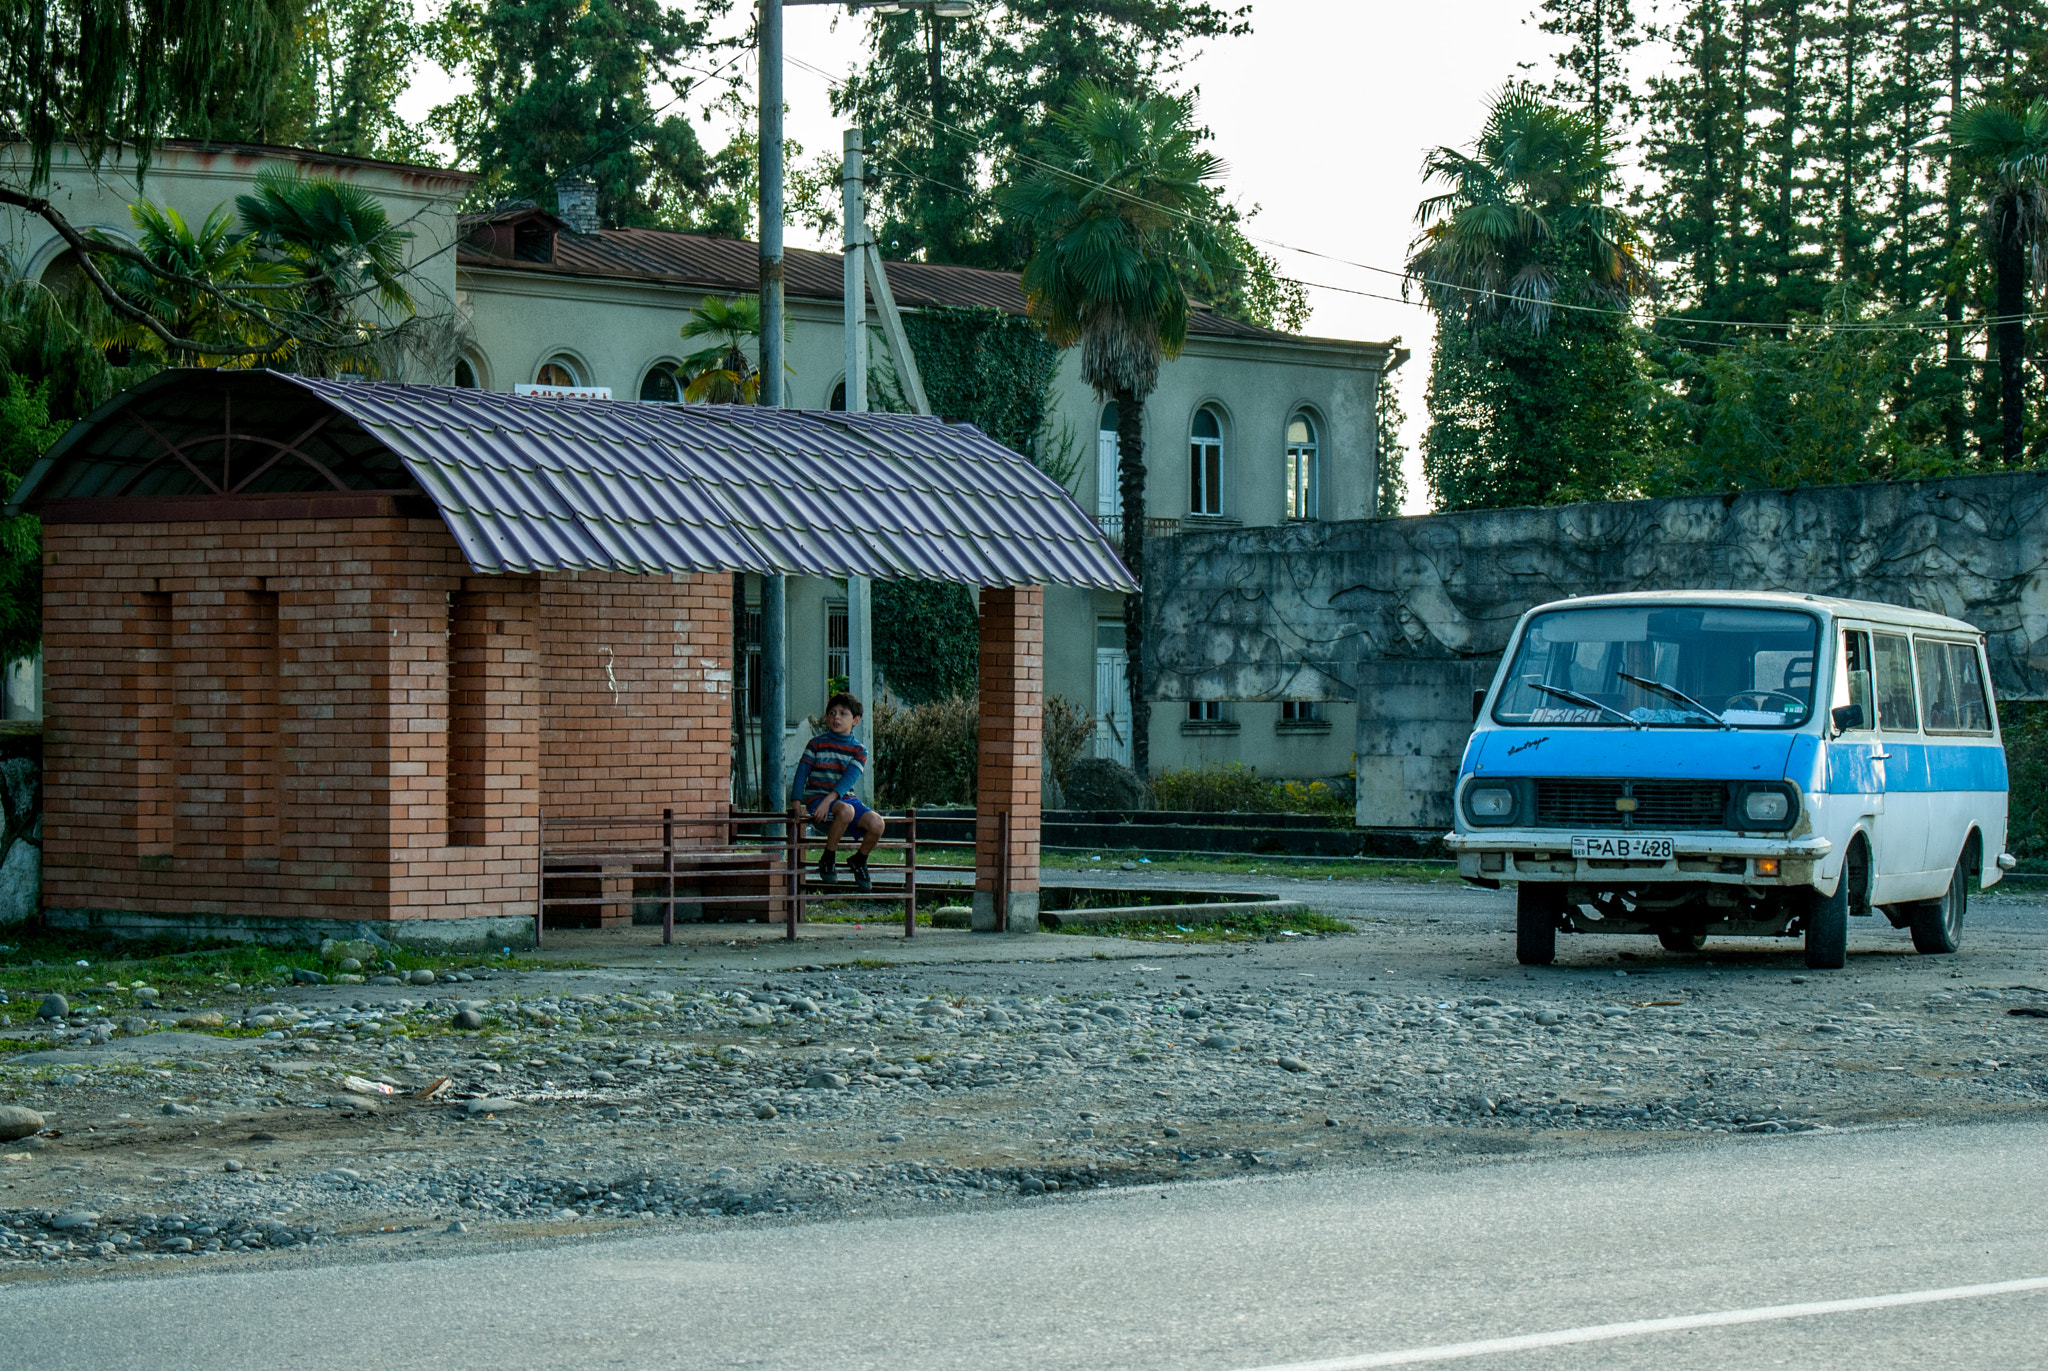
top-left (2, 874), bottom-right (2045, 1280)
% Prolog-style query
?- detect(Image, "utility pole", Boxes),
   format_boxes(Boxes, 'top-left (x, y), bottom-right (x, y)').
top-left (842, 127), bottom-right (874, 799)
top-left (758, 0), bottom-right (788, 810)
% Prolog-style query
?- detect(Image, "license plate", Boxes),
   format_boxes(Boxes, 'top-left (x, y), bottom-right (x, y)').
top-left (1570, 835), bottom-right (1674, 861)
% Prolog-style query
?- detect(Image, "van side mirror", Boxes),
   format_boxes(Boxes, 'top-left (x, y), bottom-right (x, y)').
top-left (1830, 703), bottom-right (1865, 733)
top-left (1472, 688), bottom-right (1487, 722)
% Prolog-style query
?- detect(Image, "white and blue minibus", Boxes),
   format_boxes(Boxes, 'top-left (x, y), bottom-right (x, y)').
top-left (1447, 591), bottom-right (2015, 970)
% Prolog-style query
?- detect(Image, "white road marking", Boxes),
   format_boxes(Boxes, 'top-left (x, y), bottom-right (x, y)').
top-left (1231, 1275), bottom-right (2048, 1371)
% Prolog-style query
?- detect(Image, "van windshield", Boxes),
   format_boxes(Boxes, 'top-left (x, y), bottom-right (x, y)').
top-left (1494, 605), bottom-right (1821, 729)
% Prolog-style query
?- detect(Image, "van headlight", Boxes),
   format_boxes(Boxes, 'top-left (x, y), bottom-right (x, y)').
top-left (1743, 790), bottom-right (1789, 823)
top-left (1732, 783), bottom-right (1797, 830)
top-left (1465, 785), bottom-right (1518, 824)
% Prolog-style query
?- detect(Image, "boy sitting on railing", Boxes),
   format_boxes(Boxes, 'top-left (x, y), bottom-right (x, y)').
top-left (790, 692), bottom-right (885, 891)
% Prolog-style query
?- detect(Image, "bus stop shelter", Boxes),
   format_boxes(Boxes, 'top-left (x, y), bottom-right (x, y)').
top-left (10, 368), bottom-right (1132, 948)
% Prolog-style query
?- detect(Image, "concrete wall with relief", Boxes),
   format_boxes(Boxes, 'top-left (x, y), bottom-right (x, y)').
top-left (1144, 470), bottom-right (2048, 829)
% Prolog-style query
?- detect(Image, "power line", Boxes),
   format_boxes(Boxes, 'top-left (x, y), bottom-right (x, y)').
top-left (786, 48), bottom-right (2048, 339)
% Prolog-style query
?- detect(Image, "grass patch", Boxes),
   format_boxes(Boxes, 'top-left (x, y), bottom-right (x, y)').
top-left (1046, 909), bottom-right (1355, 943)
top-left (1043, 850), bottom-right (1458, 883)
top-left (0, 922), bottom-right (547, 1002)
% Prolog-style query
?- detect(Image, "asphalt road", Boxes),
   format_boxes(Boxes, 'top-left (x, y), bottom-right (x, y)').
top-left (6, 1116), bottom-right (2043, 1371)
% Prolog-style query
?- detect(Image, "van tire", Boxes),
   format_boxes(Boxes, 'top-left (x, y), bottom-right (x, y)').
top-left (1804, 883), bottom-right (1849, 971)
top-left (1516, 886), bottom-right (1560, 966)
top-left (1910, 848), bottom-right (1972, 955)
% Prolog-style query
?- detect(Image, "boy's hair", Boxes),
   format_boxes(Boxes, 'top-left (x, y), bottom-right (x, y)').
top-left (825, 691), bottom-right (864, 719)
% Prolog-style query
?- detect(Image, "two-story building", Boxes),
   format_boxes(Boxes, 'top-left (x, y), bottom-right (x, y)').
top-left (3, 141), bottom-right (1405, 788)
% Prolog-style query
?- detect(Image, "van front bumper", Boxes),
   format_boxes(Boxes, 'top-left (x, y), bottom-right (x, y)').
top-left (1445, 830), bottom-right (1833, 886)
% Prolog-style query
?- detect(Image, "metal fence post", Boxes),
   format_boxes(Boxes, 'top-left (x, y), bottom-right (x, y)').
top-left (996, 809), bottom-right (1011, 934)
top-left (786, 806), bottom-right (800, 942)
top-left (662, 807), bottom-right (675, 946)
top-left (904, 808), bottom-right (917, 938)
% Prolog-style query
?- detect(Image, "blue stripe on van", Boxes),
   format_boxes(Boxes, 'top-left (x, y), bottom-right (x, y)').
top-left (1825, 740), bottom-right (2007, 794)
top-left (1467, 729), bottom-right (1796, 780)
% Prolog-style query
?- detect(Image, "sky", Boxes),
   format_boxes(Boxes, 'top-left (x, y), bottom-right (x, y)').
top-left (401, 0), bottom-right (1564, 511)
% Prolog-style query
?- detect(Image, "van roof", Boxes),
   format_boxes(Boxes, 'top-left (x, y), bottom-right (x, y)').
top-left (1521, 589), bottom-right (1982, 636)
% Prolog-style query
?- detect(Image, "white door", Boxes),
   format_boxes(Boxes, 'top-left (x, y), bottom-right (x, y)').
top-left (1095, 643), bottom-right (1131, 767)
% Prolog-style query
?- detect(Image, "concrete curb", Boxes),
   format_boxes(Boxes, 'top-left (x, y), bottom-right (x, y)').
top-left (1038, 899), bottom-right (1312, 930)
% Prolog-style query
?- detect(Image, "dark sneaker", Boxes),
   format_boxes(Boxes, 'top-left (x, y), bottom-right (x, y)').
top-left (848, 854), bottom-right (872, 892)
top-left (817, 851), bottom-right (837, 885)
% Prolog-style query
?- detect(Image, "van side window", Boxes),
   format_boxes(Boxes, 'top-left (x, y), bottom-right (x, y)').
top-left (1873, 633), bottom-right (1918, 731)
top-left (1917, 638), bottom-right (1992, 733)
top-left (1841, 630), bottom-right (1874, 728)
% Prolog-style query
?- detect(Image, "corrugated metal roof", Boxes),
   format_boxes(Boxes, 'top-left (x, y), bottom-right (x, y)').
top-left (456, 219), bottom-right (1299, 342)
top-left (17, 369), bottom-right (1137, 591)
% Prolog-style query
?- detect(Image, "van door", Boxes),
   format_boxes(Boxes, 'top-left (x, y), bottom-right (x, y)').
top-left (1829, 627), bottom-right (1893, 891)
top-left (1870, 629), bottom-right (1929, 879)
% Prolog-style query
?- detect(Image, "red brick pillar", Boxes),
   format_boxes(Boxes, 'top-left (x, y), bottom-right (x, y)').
top-left (975, 585), bottom-right (1042, 933)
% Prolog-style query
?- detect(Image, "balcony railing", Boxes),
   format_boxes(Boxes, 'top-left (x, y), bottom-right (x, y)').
top-left (1089, 513), bottom-right (1186, 541)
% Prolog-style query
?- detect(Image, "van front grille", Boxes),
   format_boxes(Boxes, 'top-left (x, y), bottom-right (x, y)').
top-left (1532, 779), bottom-right (1727, 830)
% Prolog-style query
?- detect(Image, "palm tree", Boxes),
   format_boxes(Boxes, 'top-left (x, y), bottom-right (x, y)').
top-left (236, 168), bottom-right (415, 373)
top-left (1404, 84), bottom-right (1653, 510)
top-left (1951, 98), bottom-right (2048, 466)
top-left (91, 202), bottom-right (292, 366)
top-left (678, 295), bottom-right (762, 404)
top-left (1407, 83), bottom-right (1650, 334)
top-left (1003, 81), bottom-right (1228, 776)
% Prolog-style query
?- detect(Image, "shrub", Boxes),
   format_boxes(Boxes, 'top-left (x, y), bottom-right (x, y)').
top-left (1043, 694), bottom-right (1093, 791)
top-left (1151, 762), bottom-right (1283, 814)
top-left (873, 692), bottom-right (1095, 807)
top-left (2001, 702), bottom-right (2048, 866)
top-left (873, 693), bottom-right (978, 807)
top-left (1151, 763), bottom-right (1353, 817)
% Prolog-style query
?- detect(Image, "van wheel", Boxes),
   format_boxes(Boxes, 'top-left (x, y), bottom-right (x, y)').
top-left (1658, 929), bottom-right (1706, 953)
top-left (1517, 885), bottom-right (1560, 966)
top-left (1910, 849), bottom-right (1971, 954)
top-left (1804, 883), bottom-right (1849, 970)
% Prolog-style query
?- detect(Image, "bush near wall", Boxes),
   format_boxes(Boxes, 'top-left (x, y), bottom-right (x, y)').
top-left (872, 692), bottom-right (1092, 808)
top-left (1999, 702), bottom-right (2048, 868)
top-left (1151, 763), bottom-right (1353, 818)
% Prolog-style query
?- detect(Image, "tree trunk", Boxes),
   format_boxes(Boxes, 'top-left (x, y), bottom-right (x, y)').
top-left (1115, 385), bottom-right (1149, 778)
top-left (1995, 213), bottom-right (2026, 465)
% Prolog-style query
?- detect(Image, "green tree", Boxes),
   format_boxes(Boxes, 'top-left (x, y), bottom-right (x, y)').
top-left (447, 0), bottom-right (721, 229)
top-left (1539, 0), bottom-right (1643, 128)
top-left (1003, 81), bottom-right (1230, 774)
top-left (677, 295), bottom-right (761, 404)
top-left (236, 169), bottom-right (417, 373)
top-left (91, 203), bottom-right (293, 366)
top-left (1408, 84), bottom-right (1653, 510)
top-left (1375, 373), bottom-right (1411, 516)
top-left (1951, 97), bottom-right (2048, 463)
top-left (837, 0), bottom-right (1247, 269)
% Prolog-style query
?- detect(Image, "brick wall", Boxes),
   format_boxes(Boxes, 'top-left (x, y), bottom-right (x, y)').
top-left (975, 585), bottom-right (1042, 931)
top-left (42, 516), bottom-right (730, 935)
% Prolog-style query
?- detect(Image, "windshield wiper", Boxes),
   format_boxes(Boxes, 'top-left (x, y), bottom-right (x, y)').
top-left (1616, 671), bottom-right (1729, 729)
top-left (1525, 680), bottom-right (1643, 729)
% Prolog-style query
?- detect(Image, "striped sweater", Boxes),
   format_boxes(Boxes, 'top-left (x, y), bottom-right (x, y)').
top-left (789, 730), bottom-right (867, 806)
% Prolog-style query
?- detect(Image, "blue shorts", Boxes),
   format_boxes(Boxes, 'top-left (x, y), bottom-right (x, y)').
top-left (803, 795), bottom-right (873, 832)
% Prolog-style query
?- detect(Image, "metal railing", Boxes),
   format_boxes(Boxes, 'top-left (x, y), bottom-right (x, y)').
top-left (1088, 513), bottom-right (1183, 541)
top-left (535, 806), bottom-right (1001, 943)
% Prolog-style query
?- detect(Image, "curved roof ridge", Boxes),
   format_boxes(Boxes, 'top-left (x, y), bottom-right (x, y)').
top-left (15, 370), bottom-right (1136, 592)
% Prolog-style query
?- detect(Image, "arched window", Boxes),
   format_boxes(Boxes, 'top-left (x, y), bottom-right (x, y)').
top-left (1286, 411), bottom-right (1319, 520)
top-left (830, 379), bottom-right (848, 411)
top-left (1189, 406), bottom-right (1224, 515)
top-left (535, 357), bottom-right (579, 387)
top-left (453, 358), bottom-right (479, 389)
top-left (639, 364), bottom-right (681, 402)
top-left (1097, 401), bottom-right (1122, 529)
